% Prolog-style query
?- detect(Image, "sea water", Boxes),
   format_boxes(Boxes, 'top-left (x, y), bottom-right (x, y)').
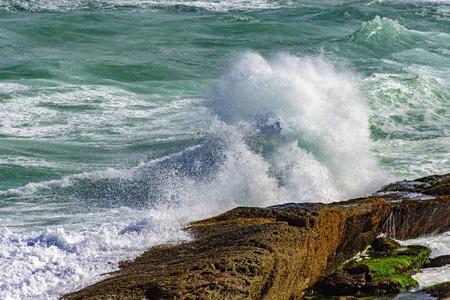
top-left (0, 0), bottom-right (449, 298)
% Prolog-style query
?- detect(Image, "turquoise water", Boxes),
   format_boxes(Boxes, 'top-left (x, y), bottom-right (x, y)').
top-left (0, 0), bottom-right (449, 298)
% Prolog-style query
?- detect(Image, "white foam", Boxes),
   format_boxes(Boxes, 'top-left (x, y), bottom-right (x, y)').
top-left (0, 0), bottom-right (282, 13)
top-left (0, 84), bottom-right (186, 140)
top-left (0, 209), bottom-right (191, 299)
top-left (147, 120), bottom-right (280, 213)
top-left (363, 62), bottom-right (450, 179)
top-left (210, 52), bottom-right (387, 202)
top-left (401, 232), bottom-right (450, 288)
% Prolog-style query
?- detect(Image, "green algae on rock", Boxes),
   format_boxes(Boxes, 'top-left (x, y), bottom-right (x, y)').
top-left (345, 244), bottom-right (431, 292)
top-left (313, 237), bottom-right (431, 297)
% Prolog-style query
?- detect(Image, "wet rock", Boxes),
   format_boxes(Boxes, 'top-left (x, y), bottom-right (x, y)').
top-left (370, 237), bottom-right (401, 254)
top-left (362, 278), bottom-right (402, 295)
top-left (63, 198), bottom-right (392, 300)
top-left (426, 282), bottom-right (450, 299)
top-left (315, 265), bottom-right (372, 296)
top-left (314, 241), bottom-right (427, 297)
top-left (381, 198), bottom-right (450, 239)
top-left (423, 255), bottom-right (450, 268)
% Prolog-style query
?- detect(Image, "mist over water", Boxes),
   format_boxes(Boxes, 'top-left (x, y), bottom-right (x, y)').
top-left (0, 0), bottom-right (449, 298)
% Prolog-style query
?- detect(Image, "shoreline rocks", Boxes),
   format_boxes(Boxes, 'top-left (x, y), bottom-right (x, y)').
top-left (313, 237), bottom-right (432, 298)
top-left (63, 174), bottom-right (450, 299)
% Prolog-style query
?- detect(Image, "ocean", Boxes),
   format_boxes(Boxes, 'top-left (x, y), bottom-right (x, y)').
top-left (0, 0), bottom-right (449, 298)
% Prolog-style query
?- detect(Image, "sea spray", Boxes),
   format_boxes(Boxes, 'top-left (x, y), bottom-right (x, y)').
top-left (0, 52), bottom-right (390, 299)
top-left (1, 0), bottom-right (449, 295)
top-left (210, 52), bottom-right (387, 202)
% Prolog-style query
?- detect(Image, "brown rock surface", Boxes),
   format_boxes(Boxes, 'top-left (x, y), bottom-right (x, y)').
top-left (63, 174), bottom-right (450, 300)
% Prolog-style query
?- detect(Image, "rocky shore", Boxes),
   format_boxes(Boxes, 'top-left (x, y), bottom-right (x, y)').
top-left (63, 174), bottom-right (450, 299)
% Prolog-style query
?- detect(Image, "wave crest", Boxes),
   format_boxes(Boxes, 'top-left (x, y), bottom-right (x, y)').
top-left (209, 52), bottom-right (386, 202)
top-left (348, 16), bottom-right (424, 55)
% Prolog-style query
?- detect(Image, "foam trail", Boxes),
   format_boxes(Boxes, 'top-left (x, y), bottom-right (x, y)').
top-left (0, 212), bottom-right (190, 300)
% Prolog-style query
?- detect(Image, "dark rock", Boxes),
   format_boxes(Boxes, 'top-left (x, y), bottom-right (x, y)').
top-left (440, 293), bottom-right (450, 300)
top-left (315, 260), bottom-right (404, 297)
top-left (382, 197), bottom-right (450, 240)
top-left (309, 296), bottom-right (359, 300)
top-left (423, 177), bottom-right (450, 196)
top-left (379, 174), bottom-right (450, 239)
top-left (426, 282), bottom-right (450, 299)
top-left (362, 279), bottom-right (402, 295)
top-left (423, 255), bottom-right (450, 268)
top-left (316, 265), bottom-right (372, 296)
top-left (371, 237), bottom-right (401, 253)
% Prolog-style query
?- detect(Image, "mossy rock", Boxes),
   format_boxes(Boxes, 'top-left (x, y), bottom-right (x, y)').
top-left (426, 281), bottom-right (450, 299)
top-left (346, 244), bottom-right (431, 291)
top-left (371, 237), bottom-right (401, 253)
top-left (375, 274), bottom-right (418, 290)
top-left (423, 255), bottom-right (450, 268)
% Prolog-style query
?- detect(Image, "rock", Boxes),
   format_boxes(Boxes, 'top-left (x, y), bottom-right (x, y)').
top-left (362, 278), bottom-right (402, 295)
top-left (423, 255), bottom-right (450, 268)
top-left (426, 282), bottom-right (450, 299)
top-left (64, 198), bottom-right (392, 299)
top-left (315, 265), bottom-right (372, 296)
top-left (422, 176), bottom-right (450, 196)
top-left (378, 174), bottom-right (450, 196)
top-left (309, 296), bottom-right (359, 300)
top-left (382, 197), bottom-right (450, 239)
top-left (63, 174), bottom-right (450, 300)
top-left (343, 244), bottom-right (429, 293)
top-left (440, 293), bottom-right (450, 300)
top-left (315, 242), bottom-right (429, 297)
top-left (371, 237), bottom-right (401, 253)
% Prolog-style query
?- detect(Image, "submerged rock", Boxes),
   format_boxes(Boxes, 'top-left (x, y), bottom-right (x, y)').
top-left (63, 174), bottom-right (450, 299)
